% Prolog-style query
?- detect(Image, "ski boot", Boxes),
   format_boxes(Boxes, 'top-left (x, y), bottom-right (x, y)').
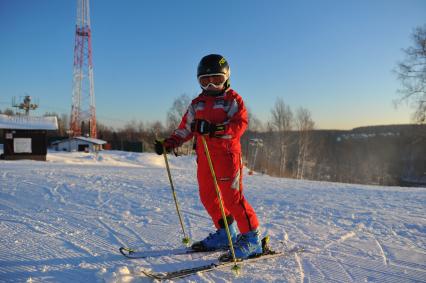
top-left (191, 220), bottom-right (238, 251)
top-left (233, 229), bottom-right (263, 259)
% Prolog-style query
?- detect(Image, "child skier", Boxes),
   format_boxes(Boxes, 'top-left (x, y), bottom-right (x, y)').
top-left (154, 54), bottom-right (262, 259)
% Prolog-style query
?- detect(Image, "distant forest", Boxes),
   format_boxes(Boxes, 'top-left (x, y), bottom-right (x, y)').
top-left (241, 124), bottom-right (426, 187)
top-left (1, 107), bottom-right (425, 187)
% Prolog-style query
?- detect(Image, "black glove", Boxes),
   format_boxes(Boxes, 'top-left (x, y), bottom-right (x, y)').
top-left (191, 119), bottom-right (226, 135)
top-left (154, 140), bottom-right (165, 155)
top-left (154, 139), bottom-right (176, 155)
top-left (191, 119), bottom-right (212, 135)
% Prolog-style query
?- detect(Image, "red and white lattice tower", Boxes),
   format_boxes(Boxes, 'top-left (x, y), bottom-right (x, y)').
top-left (70, 0), bottom-right (96, 138)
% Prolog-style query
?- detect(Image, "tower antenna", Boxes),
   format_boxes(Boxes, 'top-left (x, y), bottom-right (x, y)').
top-left (12, 95), bottom-right (39, 116)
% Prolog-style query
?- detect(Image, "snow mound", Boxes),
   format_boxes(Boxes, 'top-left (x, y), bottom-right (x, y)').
top-left (98, 265), bottom-right (138, 283)
top-left (46, 150), bottom-right (194, 169)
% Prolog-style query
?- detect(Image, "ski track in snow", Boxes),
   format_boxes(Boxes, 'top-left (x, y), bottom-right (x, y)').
top-left (0, 150), bottom-right (425, 282)
top-left (374, 237), bottom-right (389, 266)
top-left (294, 252), bottom-right (305, 283)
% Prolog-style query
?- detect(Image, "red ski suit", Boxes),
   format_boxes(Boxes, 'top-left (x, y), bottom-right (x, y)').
top-left (169, 88), bottom-right (259, 233)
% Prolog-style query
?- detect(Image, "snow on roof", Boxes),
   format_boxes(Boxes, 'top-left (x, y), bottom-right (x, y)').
top-left (75, 136), bottom-right (107, 145)
top-left (52, 136), bottom-right (107, 145)
top-left (0, 114), bottom-right (58, 130)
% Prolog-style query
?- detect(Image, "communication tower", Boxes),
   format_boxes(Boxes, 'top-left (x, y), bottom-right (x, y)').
top-left (70, 0), bottom-right (96, 138)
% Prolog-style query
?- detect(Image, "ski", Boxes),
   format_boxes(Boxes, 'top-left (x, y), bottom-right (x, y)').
top-left (140, 245), bottom-right (304, 280)
top-left (119, 246), bottom-right (224, 259)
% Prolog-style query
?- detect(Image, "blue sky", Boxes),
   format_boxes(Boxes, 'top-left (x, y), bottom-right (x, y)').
top-left (0, 0), bottom-right (425, 129)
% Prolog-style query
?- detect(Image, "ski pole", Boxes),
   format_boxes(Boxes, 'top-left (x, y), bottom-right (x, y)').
top-left (162, 142), bottom-right (190, 246)
top-left (200, 135), bottom-right (241, 274)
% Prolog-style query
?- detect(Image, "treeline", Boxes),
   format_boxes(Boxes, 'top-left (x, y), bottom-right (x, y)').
top-left (96, 94), bottom-right (192, 153)
top-left (242, 125), bottom-right (426, 186)
top-left (2, 97), bottom-right (425, 187)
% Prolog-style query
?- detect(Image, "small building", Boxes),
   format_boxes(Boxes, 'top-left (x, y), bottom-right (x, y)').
top-left (52, 136), bottom-right (106, 152)
top-left (0, 114), bottom-right (58, 161)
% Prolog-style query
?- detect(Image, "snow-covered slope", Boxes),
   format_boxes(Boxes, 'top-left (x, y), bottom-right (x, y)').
top-left (0, 150), bottom-right (425, 282)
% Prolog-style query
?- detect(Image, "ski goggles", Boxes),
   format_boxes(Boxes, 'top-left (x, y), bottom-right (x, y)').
top-left (198, 73), bottom-right (228, 89)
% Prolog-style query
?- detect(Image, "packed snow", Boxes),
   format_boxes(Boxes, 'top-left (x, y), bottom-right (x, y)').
top-left (0, 150), bottom-right (425, 282)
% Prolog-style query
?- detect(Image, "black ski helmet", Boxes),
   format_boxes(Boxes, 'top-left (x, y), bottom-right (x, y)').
top-left (197, 54), bottom-right (231, 89)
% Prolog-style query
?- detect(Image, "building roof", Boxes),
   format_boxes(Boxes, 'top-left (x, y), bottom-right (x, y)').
top-left (52, 136), bottom-right (107, 145)
top-left (0, 114), bottom-right (58, 130)
top-left (75, 136), bottom-right (107, 145)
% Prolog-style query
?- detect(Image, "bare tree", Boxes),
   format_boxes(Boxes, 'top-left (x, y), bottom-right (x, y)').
top-left (395, 25), bottom-right (426, 123)
top-left (137, 121), bottom-right (145, 134)
top-left (166, 94), bottom-right (196, 155)
top-left (121, 120), bottom-right (138, 141)
top-left (247, 107), bottom-right (263, 132)
top-left (258, 122), bottom-right (275, 176)
top-left (150, 120), bottom-right (166, 138)
top-left (60, 113), bottom-right (69, 134)
top-left (96, 121), bottom-right (114, 141)
top-left (270, 97), bottom-right (293, 176)
top-left (166, 94), bottom-right (191, 131)
top-left (295, 107), bottom-right (315, 179)
top-left (43, 112), bottom-right (68, 136)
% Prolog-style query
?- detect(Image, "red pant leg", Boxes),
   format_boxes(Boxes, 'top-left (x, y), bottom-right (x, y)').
top-left (197, 155), bottom-right (229, 230)
top-left (197, 152), bottom-right (259, 233)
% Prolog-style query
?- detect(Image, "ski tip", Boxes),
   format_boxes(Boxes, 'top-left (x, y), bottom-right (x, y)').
top-left (218, 252), bottom-right (232, 262)
top-left (119, 247), bottom-right (134, 256)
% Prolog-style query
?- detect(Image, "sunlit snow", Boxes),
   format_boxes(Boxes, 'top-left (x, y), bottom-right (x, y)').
top-left (0, 150), bottom-right (425, 282)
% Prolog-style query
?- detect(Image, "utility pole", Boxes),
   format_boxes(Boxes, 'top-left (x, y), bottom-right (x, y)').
top-left (70, 0), bottom-right (97, 138)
